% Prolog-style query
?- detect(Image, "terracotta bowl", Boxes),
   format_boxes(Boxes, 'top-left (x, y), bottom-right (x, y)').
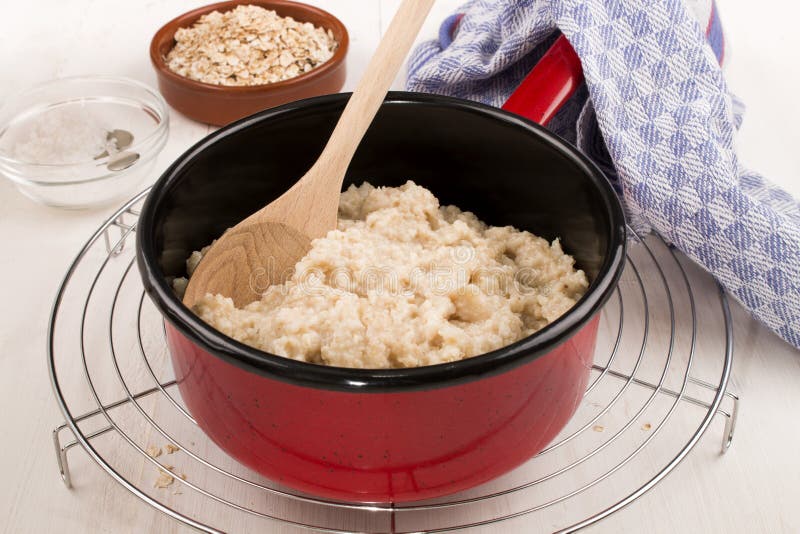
top-left (149, 0), bottom-right (349, 126)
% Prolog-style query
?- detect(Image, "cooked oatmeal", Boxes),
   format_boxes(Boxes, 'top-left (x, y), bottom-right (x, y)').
top-left (187, 182), bottom-right (588, 369)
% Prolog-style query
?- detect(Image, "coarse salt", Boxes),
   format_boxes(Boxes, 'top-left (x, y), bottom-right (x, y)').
top-left (3, 106), bottom-right (110, 165)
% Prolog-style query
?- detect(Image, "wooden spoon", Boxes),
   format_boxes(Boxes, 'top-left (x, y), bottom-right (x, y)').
top-left (183, 0), bottom-right (435, 309)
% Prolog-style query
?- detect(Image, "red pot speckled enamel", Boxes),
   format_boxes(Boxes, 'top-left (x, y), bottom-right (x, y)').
top-left (138, 36), bottom-right (626, 504)
top-left (165, 315), bottom-right (598, 502)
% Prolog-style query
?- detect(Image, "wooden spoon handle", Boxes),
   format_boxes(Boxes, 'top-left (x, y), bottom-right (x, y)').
top-left (182, 1), bottom-right (435, 307)
top-left (303, 0), bottom-right (435, 193)
top-left (247, 0), bottom-right (435, 239)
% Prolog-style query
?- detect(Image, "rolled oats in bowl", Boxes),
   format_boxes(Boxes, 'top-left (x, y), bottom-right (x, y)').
top-left (166, 5), bottom-right (338, 86)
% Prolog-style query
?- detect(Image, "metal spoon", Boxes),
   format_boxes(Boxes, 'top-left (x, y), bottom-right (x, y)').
top-left (95, 129), bottom-right (140, 171)
top-left (94, 129), bottom-right (134, 159)
top-left (107, 151), bottom-right (140, 171)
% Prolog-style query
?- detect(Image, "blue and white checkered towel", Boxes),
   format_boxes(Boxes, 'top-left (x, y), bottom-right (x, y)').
top-left (407, 0), bottom-right (800, 349)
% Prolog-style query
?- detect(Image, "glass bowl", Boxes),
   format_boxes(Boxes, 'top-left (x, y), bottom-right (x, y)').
top-left (0, 76), bottom-right (169, 209)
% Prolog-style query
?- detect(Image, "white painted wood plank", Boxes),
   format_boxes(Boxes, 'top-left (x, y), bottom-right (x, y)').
top-left (0, 1), bottom-right (799, 533)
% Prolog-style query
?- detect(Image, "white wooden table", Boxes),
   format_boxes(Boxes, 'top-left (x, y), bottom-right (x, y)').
top-left (1, 1), bottom-right (799, 533)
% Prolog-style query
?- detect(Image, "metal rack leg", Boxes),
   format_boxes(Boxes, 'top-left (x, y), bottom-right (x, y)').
top-left (52, 380), bottom-right (177, 489)
top-left (53, 427), bottom-right (72, 489)
top-left (594, 365), bottom-right (740, 453)
top-left (721, 392), bottom-right (739, 453)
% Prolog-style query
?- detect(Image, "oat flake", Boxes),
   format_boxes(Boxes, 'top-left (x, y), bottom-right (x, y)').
top-left (166, 5), bottom-right (338, 86)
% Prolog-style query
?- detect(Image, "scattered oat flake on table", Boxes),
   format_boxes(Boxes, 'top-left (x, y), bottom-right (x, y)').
top-left (642, 423), bottom-right (652, 431)
top-left (593, 425), bottom-right (604, 432)
top-left (154, 469), bottom-right (174, 489)
top-left (166, 5), bottom-right (337, 86)
top-left (164, 443), bottom-right (180, 454)
top-left (154, 464), bottom-right (186, 489)
top-left (146, 445), bottom-right (162, 458)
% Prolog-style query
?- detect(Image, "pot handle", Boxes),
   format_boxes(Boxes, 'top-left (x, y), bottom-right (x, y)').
top-left (501, 35), bottom-right (584, 127)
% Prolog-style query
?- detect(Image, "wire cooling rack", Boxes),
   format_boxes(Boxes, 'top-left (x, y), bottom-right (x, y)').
top-left (48, 190), bottom-right (739, 533)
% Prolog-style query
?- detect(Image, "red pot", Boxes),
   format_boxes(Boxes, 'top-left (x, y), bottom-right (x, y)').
top-left (137, 36), bottom-right (626, 503)
top-left (164, 316), bottom-right (599, 501)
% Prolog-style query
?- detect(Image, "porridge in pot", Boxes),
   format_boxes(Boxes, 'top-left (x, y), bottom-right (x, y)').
top-left (180, 181), bottom-right (588, 368)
